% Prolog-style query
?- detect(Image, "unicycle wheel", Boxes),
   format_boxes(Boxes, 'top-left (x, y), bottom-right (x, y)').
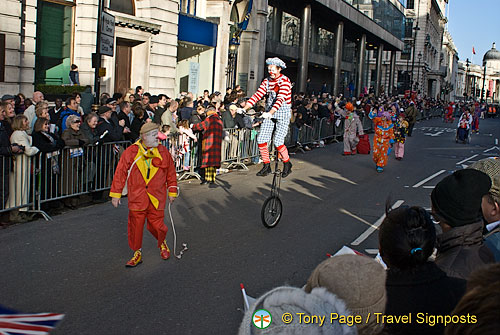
top-left (261, 196), bottom-right (282, 228)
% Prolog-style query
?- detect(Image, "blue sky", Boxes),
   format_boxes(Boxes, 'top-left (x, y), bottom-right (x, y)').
top-left (447, 0), bottom-right (498, 65)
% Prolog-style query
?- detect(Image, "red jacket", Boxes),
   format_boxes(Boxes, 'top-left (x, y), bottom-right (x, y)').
top-left (110, 142), bottom-right (178, 211)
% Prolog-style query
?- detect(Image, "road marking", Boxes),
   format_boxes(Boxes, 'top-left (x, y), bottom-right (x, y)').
top-left (340, 209), bottom-right (378, 230)
top-left (456, 154), bottom-right (478, 165)
top-left (413, 170), bottom-right (446, 188)
top-left (484, 146), bottom-right (500, 153)
top-left (496, 138), bottom-right (499, 145)
top-left (351, 200), bottom-right (405, 246)
top-left (424, 131), bottom-right (444, 137)
top-left (365, 249), bottom-right (379, 255)
top-left (422, 186), bottom-right (435, 189)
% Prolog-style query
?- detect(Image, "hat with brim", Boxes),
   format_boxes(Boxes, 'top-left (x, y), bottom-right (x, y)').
top-left (140, 122), bottom-right (159, 134)
top-left (106, 98), bottom-right (117, 105)
top-left (1, 94), bottom-right (15, 101)
top-left (98, 106), bottom-right (112, 114)
top-left (431, 169), bottom-right (491, 227)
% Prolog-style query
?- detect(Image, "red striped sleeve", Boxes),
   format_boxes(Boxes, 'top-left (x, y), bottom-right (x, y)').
top-left (272, 76), bottom-right (292, 111)
top-left (247, 79), bottom-right (268, 106)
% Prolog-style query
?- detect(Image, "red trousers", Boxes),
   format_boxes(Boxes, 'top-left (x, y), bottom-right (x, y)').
top-left (128, 202), bottom-right (167, 251)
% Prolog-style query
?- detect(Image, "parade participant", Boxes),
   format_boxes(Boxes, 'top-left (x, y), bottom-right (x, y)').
top-left (457, 108), bottom-right (472, 144)
top-left (405, 101), bottom-right (417, 136)
top-left (341, 102), bottom-right (364, 155)
top-left (244, 57), bottom-right (293, 178)
top-left (393, 113), bottom-right (409, 161)
top-left (109, 122), bottom-right (178, 267)
top-left (472, 103), bottom-right (481, 133)
top-left (191, 106), bottom-right (223, 185)
top-left (369, 107), bottom-right (394, 172)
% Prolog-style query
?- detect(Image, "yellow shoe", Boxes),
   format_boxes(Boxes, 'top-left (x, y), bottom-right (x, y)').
top-left (160, 241), bottom-right (170, 260)
top-left (125, 250), bottom-right (142, 267)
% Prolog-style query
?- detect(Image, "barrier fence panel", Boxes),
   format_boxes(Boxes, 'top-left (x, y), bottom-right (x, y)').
top-left (0, 154), bottom-right (36, 215)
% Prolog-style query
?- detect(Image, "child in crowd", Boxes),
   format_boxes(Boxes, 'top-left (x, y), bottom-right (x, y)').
top-left (393, 113), bottom-right (408, 161)
top-left (369, 106), bottom-right (394, 172)
top-left (177, 119), bottom-right (197, 171)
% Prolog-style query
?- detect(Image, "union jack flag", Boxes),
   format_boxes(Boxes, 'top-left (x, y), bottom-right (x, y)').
top-left (0, 305), bottom-right (64, 335)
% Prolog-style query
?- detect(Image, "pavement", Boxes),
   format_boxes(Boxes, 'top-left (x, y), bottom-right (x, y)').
top-left (1, 116), bottom-right (500, 334)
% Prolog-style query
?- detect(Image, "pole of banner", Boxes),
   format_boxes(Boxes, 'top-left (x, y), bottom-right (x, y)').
top-left (93, 0), bottom-right (103, 105)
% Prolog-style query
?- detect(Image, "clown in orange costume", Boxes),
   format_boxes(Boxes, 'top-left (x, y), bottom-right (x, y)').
top-left (109, 122), bottom-right (178, 267)
top-left (369, 107), bottom-right (395, 173)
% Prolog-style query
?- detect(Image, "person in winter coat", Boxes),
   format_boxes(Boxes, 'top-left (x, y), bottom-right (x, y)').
top-left (405, 101), bottom-right (417, 136)
top-left (61, 115), bottom-right (89, 207)
top-left (81, 112), bottom-right (100, 145)
top-left (32, 118), bottom-right (64, 201)
top-left (7, 115), bottom-right (39, 221)
top-left (379, 205), bottom-right (466, 335)
top-left (0, 102), bottom-right (24, 214)
top-left (369, 107), bottom-right (394, 172)
top-left (431, 169), bottom-right (496, 280)
top-left (191, 106), bottom-right (223, 185)
top-left (469, 158), bottom-right (500, 261)
top-left (341, 102), bottom-right (364, 155)
top-left (59, 97), bottom-right (81, 133)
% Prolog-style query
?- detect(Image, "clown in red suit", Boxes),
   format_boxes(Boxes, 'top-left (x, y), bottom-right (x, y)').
top-left (110, 122), bottom-right (178, 267)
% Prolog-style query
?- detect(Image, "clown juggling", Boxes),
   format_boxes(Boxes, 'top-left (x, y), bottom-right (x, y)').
top-left (110, 122), bottom-right (178, 267)
top-left (244, 57), bottom-right (293, 178)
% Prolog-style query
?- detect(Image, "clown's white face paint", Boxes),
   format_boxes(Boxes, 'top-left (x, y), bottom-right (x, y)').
top-left (142, 129), bottom-right (159, 148)
top-left (268, 65), bottom-right (280, 79)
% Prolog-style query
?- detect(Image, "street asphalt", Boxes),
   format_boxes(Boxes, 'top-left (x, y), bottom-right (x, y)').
top-left (1, 116), bottom-right (500, 334)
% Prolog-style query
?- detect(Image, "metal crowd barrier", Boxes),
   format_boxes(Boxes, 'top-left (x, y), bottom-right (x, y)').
top-left (1, 110), bottom-right (447, 221)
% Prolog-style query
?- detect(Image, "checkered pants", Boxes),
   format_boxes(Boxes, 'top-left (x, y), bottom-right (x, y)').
top-left (258, 105), bottom-right (291, 146)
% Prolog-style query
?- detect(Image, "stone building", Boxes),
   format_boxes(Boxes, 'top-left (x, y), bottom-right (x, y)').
top-left (456, 43), bottom-right (500, 103)
top-left (0, 0), bottom-right (180, 98)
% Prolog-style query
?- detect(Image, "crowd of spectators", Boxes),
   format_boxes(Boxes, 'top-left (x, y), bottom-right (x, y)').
top-left (239, 159), bottom-right (500, 334)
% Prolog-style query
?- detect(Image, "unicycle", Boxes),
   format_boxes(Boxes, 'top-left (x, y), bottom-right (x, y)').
top-left (261, 119), bottom-right (283, 228)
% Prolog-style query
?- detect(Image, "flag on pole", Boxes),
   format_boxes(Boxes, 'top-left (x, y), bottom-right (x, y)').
top-left (473, 47), bottom-right (476, 55)
top-left (0, 305), bottom-right (64, 334)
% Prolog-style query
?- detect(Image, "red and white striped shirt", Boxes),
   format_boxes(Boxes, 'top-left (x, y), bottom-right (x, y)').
top-left (247, 74), bottom-right (292, 111)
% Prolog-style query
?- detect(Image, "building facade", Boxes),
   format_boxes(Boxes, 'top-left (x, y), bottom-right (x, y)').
top-left (1, 0), bottom-right (180, 98)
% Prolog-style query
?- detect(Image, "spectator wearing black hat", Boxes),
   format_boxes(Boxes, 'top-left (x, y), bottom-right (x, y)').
top-left (431, 169), bottom-right (496, 280)
top-left (96, 106), bottom-right (124, 143)
top-left (146, 95), bottom-right (158, 119)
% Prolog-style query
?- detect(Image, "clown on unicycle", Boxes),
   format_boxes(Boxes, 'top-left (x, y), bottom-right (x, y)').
top-left (244, 57), bottom-right (293, 178)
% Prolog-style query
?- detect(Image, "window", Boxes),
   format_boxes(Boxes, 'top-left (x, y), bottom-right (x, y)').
top-left (35, 1), bottom-right (74, 85)
top-left (109, 0), bottom-right (135, 15)
top-left (180, 0), bottom-right (196, 16)
top-left (404, 18), bottom-right (414, 38)
top-left (280, 12), bottom-right (300, 47)
top-left (407, 0), bottom-right (414, 9)
top-left (0, 34), bottom-right (5, 82)
top-left (401, 40), bottom-right (412, 60)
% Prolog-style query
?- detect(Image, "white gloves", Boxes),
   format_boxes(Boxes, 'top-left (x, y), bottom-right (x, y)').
top-left (261, 112), bottom-right (273, 119)
top-left (236, 108), bottom-right (245, 114)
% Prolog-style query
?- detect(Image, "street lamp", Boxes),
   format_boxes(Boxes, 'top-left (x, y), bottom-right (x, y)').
top-left (410, 24), bottom-right (421, 91)
top-left (465, 58), bottom-right (470, 99)
top-left (416, 52), bottom-right (422, 91)
top-left (481, 60), bottom-right (487, 103)
top-left (227, 24), bottom-right (241, 89)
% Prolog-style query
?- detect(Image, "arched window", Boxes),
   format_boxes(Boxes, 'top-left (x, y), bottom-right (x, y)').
top-left (109, 0), bottom-right (135, 16)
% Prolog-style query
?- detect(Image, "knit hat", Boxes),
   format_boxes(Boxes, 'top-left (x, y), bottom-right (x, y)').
top-left (140, 122), bottom-right (159, 134)
top-left (345, 102), bottom-right (354, 111)
top-left (238, 286), bottom-right (357, 335)
top-left (304, 255), bottom-right (386, 335)
top-left (431, 169), bottom-right (491, 227)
